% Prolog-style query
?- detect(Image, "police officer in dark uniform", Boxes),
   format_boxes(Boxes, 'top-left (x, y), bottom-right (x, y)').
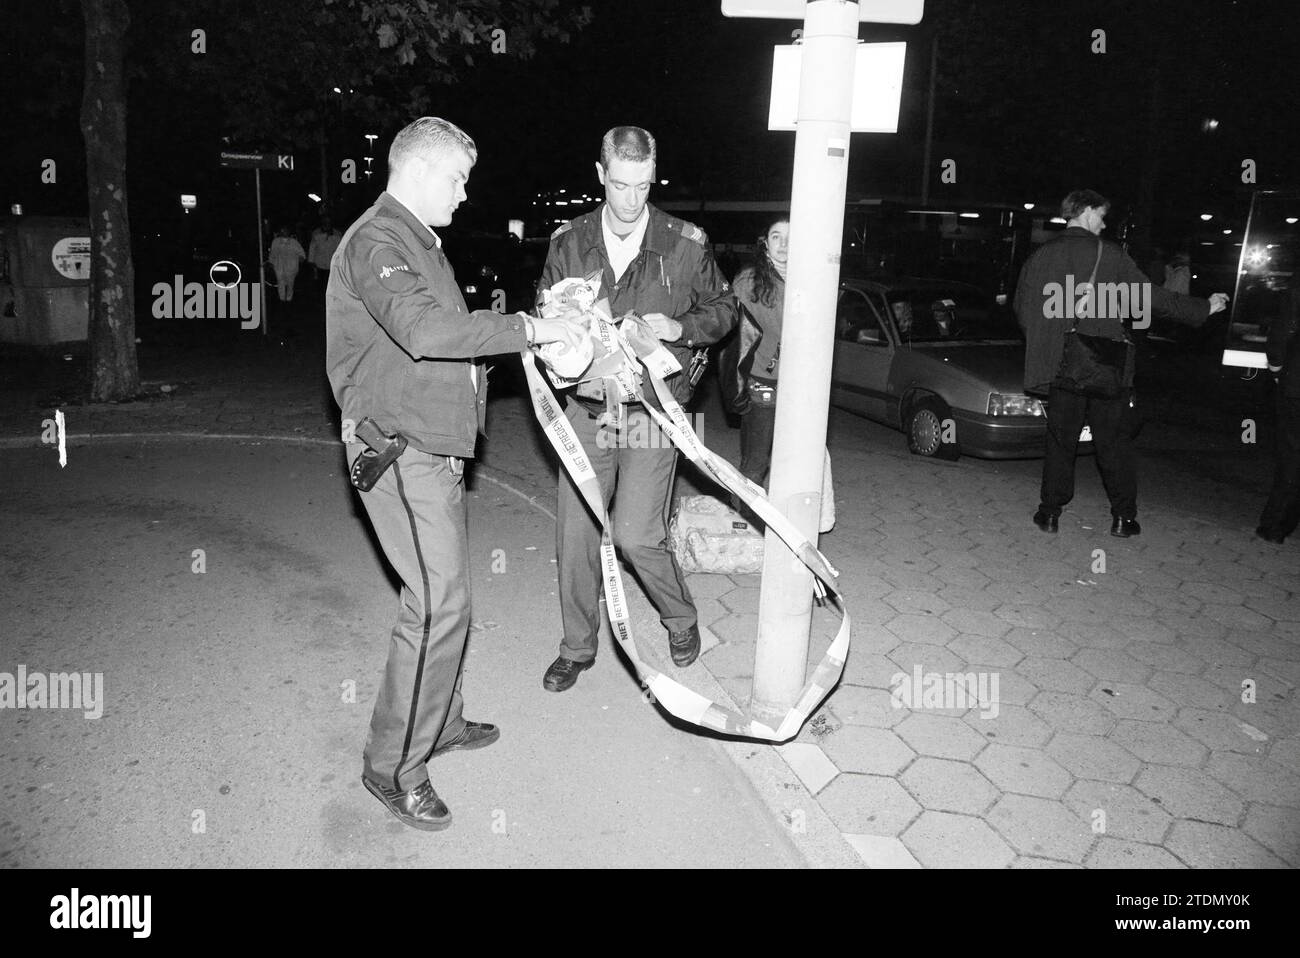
top-left (326, 117), bottom-right (581, 831)
top-left (539, 126), bottom-right (737, 692)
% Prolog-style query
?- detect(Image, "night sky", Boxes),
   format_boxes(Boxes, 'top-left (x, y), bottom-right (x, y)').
top-left (5, 0), bottom-right (1299, 251)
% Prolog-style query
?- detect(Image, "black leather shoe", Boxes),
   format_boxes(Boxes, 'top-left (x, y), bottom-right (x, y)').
top-left (668, 625), bottom-right (701, 667)
top-left (1111, 517), bottom-right (1142, 538)
top-left (1032, 510), bottom-right (1059, 533)
top-left (1256, 526), bottom-right (1286, 544)
top-left (543, 655), bottom-right (593, 692)
top-left (432, 720), bottom-right (500, 756)
top-left (362, 777), bottom-right (452, 831)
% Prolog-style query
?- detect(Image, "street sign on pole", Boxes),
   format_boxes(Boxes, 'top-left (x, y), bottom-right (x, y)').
top-left (218, 149), bottom-right (295, 336)
top-left (722, 0), bottom-right (923, 24)
top-left (218, 150), bottom-right (295, 171)
top-left (768, 41), bottom-right (906, 132)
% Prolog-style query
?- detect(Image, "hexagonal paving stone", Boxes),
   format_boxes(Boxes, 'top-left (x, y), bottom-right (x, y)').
top-left (934, 566), bottom-right (992, 589)
top-left (1124, 641), bottom-right (1205, 674)
top-left (1242, 804), bottom-right (1300, 866)
top-left (1149, 672), bottom-right (1235, 711)
top-left (701, 636), bottom-right (757, 677)
top-left (1085, 838), bottom-right (1185, 868)
top-left (1203, 753), bottom-right (1300, 807)
top-left (947, 634), bottom-right (1023, 668)
top-left (936, 587), bottom-right (1001, 614)
top-left (1107, 720), bottom-right (1207, 766)
top-left (1178, 580), bottom-right (1246, 605)
top-left (880, 568), bottom-right (943, 593)
top-left (1048, 732), bottom-right (1141, 783)
top-left (895, 712), bottom-right (988, 761)
top-left (1029, 691), bottom-right (1116, 736)
top-left (1090, 683), bottom-right (1178, 722)
top-left (1017, 657), bottom-right (1096, 695)
top-left (976, 744), bottom-right (1073, 798)
top-left (902, 811), bottom-right (1016, 868)
top-left (1203, 604), bottom-right (1273, 631)
top-left (1165, 821), bottom-right (1288, 868)
top-left (829, 685), bottom-right (905, 729)
top-left (1259, 657), bottom-right (1300, 687)
top-left (995, 604), bottom-right (1061, 630)
top-left (963, 664), bottom-right (1038, 707)
top-left (1156, 610), bottom-right (1227, 640)
top-left (820, 726), bottom-right (916, 777)
top-left (841, 652), bottom-right (903, 689)
top-left (887, 643), bottom-right (968, 681)
top-left (1243, 594), bottom-right (1300, 622)
top-left (1005, 628), bottom-right (1078, 659)
top-left (882, 614), bottom-right (957, 646)
top-left (686, 574), bottom-right (738, 600)
top-left (988, 794), bottom-right (1095, 862)
top-left (1175, 634), bottom-right (1255, 666)
top-left (1134, 766), bottom-right (1244, 825)
top-left (1054, 622), bottom-right (1129, 649)
top-left (883, 590), bottom-right (950, 616)
top-left (817, 774), bottom-right (922, 837)
top-left (900, 757), bottom-right (1000, 816)
top-left (1063, 780), bottom-right (1172, 844)
top-left (1072, 648), bottom-right (1152, 685)
top-left (708, 613), bottom-right (759, 648)
top-left (941, 608), bottom-right (1010, 638)
top-left (1226, 628), bottom-right (1300, 660)
top-left (718, 587), bottom-right (760, 614)
top-left (964, 704), bottom-right (1054, 748)
top-left (854, 601), bottom-right (904, 630)
top-left (1135, 587), bottom-right (1202, 615)
top-left (1174, 708), bottom-right (1270, 755)
top-left (1010, 857), bottom-right (1083, 868)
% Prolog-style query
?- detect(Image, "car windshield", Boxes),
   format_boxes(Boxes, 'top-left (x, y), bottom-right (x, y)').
top-left (885, 287), bottom-right (1021, 343)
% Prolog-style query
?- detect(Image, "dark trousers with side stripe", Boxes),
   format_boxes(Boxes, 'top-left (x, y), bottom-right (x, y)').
top-left (350, 443), bottom-right (470, 792)
top-left (555, 402), bottom-right (696, 663)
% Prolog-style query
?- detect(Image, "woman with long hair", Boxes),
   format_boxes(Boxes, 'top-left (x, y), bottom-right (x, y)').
top-left (725, 215), bottom-right (789, 487)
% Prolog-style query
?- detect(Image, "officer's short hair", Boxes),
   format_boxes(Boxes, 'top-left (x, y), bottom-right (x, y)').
top-left (388, 117), bottom-right (478, 175)
top-left (1061, 189), bottom-right (1110, 220)
top-left (599, 126), bottom-right (656, 170)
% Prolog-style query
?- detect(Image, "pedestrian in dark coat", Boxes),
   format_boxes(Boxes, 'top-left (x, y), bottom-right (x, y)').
top-left (1257, 283), bottom-right (1300, 543)
top-left (1014, 189), bottom-right (1227, 536)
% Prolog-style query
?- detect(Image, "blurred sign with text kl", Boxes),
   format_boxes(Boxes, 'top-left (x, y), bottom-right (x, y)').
top-left (722, 0), bottom-right (923, 23)
top-left (768, 42), bottom-right (906, 132)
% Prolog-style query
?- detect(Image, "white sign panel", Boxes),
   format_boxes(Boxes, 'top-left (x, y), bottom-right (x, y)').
top-left (722, 0), bottom-right (924, 24)
top-left (51, 236), bottom-right (91, 280)
top-left (768, 42), bottom-right (906, 132)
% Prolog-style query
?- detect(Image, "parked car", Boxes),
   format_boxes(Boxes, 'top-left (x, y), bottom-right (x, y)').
top-left (830, 277), bottom-right (1092, 460)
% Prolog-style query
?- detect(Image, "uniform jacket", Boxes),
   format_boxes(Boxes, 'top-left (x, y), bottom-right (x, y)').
top-left (538, 203), bottom-right (737, 405)
top-left (1268, 284), bottom-right (1300, 398)
top-left (326, 191), bottom-right (529, 457)
top-left (1014, 226), bottom-right (1210, 396)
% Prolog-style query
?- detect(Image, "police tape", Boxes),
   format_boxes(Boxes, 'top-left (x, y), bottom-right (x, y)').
top-left (520, 327), bottom-right (849, 743)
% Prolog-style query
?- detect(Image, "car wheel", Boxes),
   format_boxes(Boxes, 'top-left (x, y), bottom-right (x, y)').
top-left (905, 395), bottom-right (960, 460)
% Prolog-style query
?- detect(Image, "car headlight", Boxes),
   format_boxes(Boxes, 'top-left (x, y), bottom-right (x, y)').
top-left (988, 393), bottom-right (1044, 416)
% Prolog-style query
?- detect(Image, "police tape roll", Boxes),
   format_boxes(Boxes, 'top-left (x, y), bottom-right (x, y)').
top-left (521, 325), bottom-right (849, 743)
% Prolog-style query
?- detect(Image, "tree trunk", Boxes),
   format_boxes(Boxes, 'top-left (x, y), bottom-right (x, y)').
top-left (81, 0), bottom-right (139, 402)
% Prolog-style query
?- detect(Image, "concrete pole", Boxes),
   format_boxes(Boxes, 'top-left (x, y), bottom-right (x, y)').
top-left (255, 168), bottom-right (268, 337)
top-left (751, 0), bottom-right (858, 724)
top-left (921, 34), bottom-right (937, 204)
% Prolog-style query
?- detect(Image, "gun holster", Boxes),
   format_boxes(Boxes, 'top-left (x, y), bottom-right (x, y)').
top-left (350, 417), bottom-right (408, 492)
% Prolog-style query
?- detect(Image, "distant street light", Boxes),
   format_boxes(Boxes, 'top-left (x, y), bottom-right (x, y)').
top-left (1200, 213), bottom-right (1213, 221)
top-left (308, 193), bottom-right (322, 203)
top-left (1023, 203), bottom-right (1034, 210)
top-left (660, 179), bottom-right (669, 186)
top-left (1287, 217), bottom-right (1299, 225)
top-left (1201, 118), bottom-right (1219, 132)
top-left (1223, 228), bottom-right (1232, 235)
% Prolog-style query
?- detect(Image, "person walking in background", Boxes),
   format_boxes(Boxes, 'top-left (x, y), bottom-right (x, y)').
top-left (725, 215), bottom-right (789, 489)
top-left (1257, 281), bottom-right (1300, 544)
top-left (1015, 189), bottom-right (1227, 537)
top-left (309, 217), bottom-right (342, 286)
top-left (269, 225), bottom-right (306, 303)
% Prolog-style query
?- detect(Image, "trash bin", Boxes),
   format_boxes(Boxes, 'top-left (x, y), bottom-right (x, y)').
top-left (0, 216), bottom-right (91, 346)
